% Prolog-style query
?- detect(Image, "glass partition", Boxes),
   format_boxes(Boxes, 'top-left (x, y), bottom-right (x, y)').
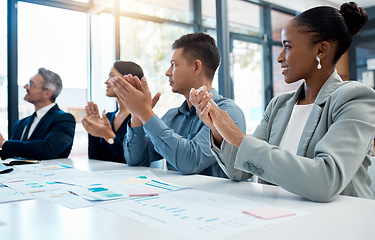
top-left (202, 0), bottom-right (216, 29)
top-left (120, 17), bottom-right (193, 116)
top-left (18, 2), bottom-right (88, 157)
top-left (90, 12), bottom-right (117, 113)
top-left (120, 0), bottom-right (193, 24)
top-left (228, 0), bottom-right (261, 37)
top-left (232, 40), bottom-right (263, 133)
top-left (355, 42), bottom-right (375, 88)
top-left (0, 0), bottom-right (8, 138)
top-left (271, 10), bottom-right (294, 42)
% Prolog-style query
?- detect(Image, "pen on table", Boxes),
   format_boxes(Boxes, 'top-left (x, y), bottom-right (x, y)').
top-left (53, 181), bottom-right (82, 187)
top-left (0, 167), bottom-right (14, 174)
top-left (68, 191), bottom-right (79, 196)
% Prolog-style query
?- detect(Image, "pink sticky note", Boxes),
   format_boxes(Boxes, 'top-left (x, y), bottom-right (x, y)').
top-left (128, 189), bottom-right (159, 197)
top-left (243, 206), bottom-right (295, 220)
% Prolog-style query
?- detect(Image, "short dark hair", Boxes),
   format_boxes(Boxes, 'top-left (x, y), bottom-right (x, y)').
top-left (113, 61), bottom-right (144, 79)
top-left (172, 32), bottom-right (221, 80)
top-left (293, 2), bottom-right (367, 63)
top-left (38, 67), bottom-right (62, 102)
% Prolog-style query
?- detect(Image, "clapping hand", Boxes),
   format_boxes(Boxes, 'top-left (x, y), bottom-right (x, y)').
top-left (82, 102), bottom-right (115, 141)
top-left (0, 132), bottom-right (4, 148)
top-left (84, 102), bottom-right (102, 124)
top-left (111, 74), bottom-right (161, 126)
top-left (189, 86), bottom-right (245, 147)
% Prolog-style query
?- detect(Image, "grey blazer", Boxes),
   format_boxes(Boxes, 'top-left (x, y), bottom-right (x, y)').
top-left (213, 70), bottom-right (375, 202)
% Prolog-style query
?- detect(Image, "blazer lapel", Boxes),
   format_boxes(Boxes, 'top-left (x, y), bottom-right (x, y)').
top-left (269, 101), bottom-right (292, 145)
top-left (296, 70), bottom-right (344, 156)
top-left (297, 104), bottom-right (322, 156)
top-left (269, 86), bottom-right (303, 146)
top-left (12, 118), bottom-right (29, 140)
top-left (28, 104), bottom-right (59, 139)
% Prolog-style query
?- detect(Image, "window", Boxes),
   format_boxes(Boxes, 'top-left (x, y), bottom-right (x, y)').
top-left (228, 0), bottom-right (261, 37)
top-left (232, 40), bottom-right (263, 133)
top-left (18, 2), bottom-right (88, 157)
top-left (206, 29), bottom-right (219, 91)
top-left (202, 0), bottom-right (216, 29)
top-left (7, 0), bottom-right (314, 155)
top-left (119, 17), bottom-right (193, 116)
top-left (90, 12), bottom-right (117, 113)
top-left (355, 42), bottom-right (375, 87)
top-left (0, 0), bottom-right (7, 138)
top-left (271, 10), bottom-right (293, 42)
top-left (120, 0), bottom-right (193, 24)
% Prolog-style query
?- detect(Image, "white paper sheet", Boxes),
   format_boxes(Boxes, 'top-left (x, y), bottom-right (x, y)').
top-left (0, 183), bottom-right (35, 204)
top-left (1, 165), bottom-right (187, 209)
top-left (101, 189), bottom-right (310, 240)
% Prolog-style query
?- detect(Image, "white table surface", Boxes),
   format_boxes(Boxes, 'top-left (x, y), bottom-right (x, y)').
top-left (0, 158), bottom-right (374, 240)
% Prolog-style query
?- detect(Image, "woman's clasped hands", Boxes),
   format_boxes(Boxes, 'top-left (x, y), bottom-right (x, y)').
top-left (189, 86), bottom-right (245, 148)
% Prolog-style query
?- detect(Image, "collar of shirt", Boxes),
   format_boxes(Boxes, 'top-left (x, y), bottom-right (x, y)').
top-left (35, 103), bottom-right (56, 119)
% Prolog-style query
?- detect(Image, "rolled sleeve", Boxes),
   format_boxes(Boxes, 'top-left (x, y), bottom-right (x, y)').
top-left (124, 120), bottom-right (161, 166)
top-left (143, 115), bottom-right (216, 174)
top-left (143, 115), bottom-right (170, 142)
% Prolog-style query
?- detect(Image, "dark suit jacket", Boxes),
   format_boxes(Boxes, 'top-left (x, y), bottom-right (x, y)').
top-left (1, 104), bottom-right (76, 160)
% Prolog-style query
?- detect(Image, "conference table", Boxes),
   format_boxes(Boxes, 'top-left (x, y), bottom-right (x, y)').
top-left (0, 158), bottom-right (374, 240)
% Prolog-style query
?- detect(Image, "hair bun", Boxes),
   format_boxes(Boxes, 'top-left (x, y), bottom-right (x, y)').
top-left (340, 2), bottom-right (368, 36)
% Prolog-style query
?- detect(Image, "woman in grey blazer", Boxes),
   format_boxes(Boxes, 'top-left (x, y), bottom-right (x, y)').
top-left (190, 2), bottom-right (375, 202)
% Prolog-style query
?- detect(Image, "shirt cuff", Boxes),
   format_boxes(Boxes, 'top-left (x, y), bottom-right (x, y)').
top-left (143, 115), bottom-right (169, 141)
top-left (125, 121), bottom-right (146, 143)
top-left (210, 130), bottom-right (226, 153)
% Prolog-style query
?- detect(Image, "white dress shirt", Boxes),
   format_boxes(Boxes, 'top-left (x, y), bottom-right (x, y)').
top-left (21, 103), bottom-right (56, 140)
top-left (278, 103), bottom-right (313, 155)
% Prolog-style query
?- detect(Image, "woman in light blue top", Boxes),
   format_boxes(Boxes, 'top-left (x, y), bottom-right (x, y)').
top-left (190, 2), bottom-right (375, 202)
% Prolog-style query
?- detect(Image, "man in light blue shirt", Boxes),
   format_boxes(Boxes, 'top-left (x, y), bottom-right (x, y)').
top-left (112, 33), bottom-right (246, 178)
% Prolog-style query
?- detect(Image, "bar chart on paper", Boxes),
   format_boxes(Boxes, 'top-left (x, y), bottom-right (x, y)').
top-left (102, 189), bottom-right (309, 240)
top-left (0, 184), bottom-right (35, 203)
top-left (0, 167), bottom-right (188, 209)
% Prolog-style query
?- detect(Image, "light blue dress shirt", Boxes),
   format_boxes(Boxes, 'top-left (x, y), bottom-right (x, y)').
top-left (123, 88), bottom-right (246, 178)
